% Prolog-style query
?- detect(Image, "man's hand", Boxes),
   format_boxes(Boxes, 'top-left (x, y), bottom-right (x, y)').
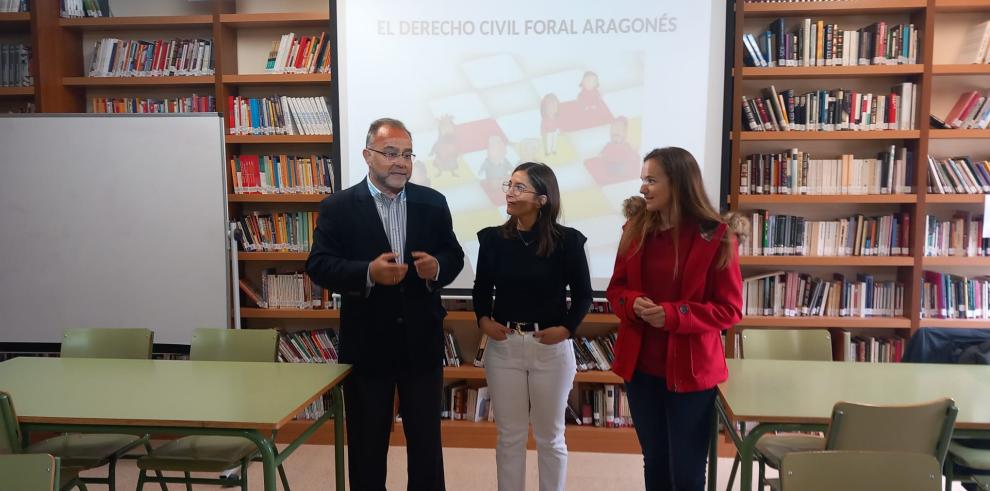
top-left (533, 326), bottom-right (570, 345)
top-left (369, 252), bottom-right (409, 286)
top-left (411, 251), bottom-right (439, 280)
top-left (479, 317), bottom-right (512, 341)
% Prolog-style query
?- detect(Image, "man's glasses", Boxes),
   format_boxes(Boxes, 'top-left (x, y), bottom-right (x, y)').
top-left (502, 181), bottom-right (539, 196)
top-left (367, 147), bottom-right (415, 162)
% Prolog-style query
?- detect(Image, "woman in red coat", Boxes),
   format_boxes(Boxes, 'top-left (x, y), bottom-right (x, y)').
top-left (606, 146), bottom-right (744, 491)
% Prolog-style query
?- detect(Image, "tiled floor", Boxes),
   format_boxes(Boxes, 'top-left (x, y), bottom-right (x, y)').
top-left (82, 444), bottom-right (971, 490)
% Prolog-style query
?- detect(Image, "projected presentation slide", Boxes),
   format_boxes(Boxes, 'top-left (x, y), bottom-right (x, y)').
top-left (338, 0), bottom-right (726, 290)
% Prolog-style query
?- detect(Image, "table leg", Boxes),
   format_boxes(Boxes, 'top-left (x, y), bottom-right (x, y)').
top-left (332, 385), bottom-right (346, 491)
top-left (237, 430), bottom-right (279, 491)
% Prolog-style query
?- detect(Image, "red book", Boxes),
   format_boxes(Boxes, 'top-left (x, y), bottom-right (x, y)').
top-left (946, 91), bottom-right (980, 128)
top-left (294, 37), bottom-right (310, 69)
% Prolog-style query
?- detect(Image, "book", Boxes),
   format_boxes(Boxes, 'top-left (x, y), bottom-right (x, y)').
top-left (238, 278), bottom-right (268, 308)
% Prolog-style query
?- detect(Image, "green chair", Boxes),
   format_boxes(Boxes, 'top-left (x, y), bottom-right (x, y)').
top-left (136, 328), bottom-right (285, 491)
top-left (728, 329), bottom-right (833, 489)
top-left (59, 328), bottom-right (153, 359)
top-left (0, 394), bottom-right (88, 491)
top-left (762, 398), bottom-right (957, 490)
top-left (778, 451), bottom-right (941, 491)
top-left (944, 439), bottom-right (990, 491)
top-left (25, 328), bottom-right (161, 491)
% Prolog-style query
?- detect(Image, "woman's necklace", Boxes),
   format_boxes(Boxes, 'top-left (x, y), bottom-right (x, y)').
top-left (517, 228), bottom-right (534, 246)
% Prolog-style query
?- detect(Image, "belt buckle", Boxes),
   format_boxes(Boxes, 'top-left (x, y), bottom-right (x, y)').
top-left (512, 322), bottom-right (524, 336)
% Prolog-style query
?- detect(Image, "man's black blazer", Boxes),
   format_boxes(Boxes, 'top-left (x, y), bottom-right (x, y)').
top-left (306, 178), bottom-right (465, 374)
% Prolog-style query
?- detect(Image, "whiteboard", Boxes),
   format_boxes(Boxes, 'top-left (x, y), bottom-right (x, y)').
top-left (0, 114), bottom-right (230, 344)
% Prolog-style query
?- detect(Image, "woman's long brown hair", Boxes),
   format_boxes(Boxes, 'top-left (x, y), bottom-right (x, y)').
top-left (499, 162), bottom-right (563, 257)
top-left (618, 147), bottom-right (739, 271)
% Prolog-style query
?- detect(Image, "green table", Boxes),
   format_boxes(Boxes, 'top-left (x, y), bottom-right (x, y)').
top-left (711, 359), bottom-right (990, 491)
top-left (0, 357), bottom-right (351, 491)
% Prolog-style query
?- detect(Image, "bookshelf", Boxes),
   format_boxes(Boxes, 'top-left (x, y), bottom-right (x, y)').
top-left (729, 0), bottom-right (990, 363)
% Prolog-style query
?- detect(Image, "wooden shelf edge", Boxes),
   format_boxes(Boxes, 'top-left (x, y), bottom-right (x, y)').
top-left (240, 308), bottom-right (339, 319)
top-left (219, 12), bottom-right (330, 27)
top-left (918, 319), bottom-right (990, 328)
top-left (222, 73), bottom-right (331, 85)
top-left (0, 12), bottom-right (30, 22)
top-left (932, 64), bottom-right (990, 75)
top-left (929, 129), bottom-right (990, 139)
top-left (739, 256), bottom-right (914, 267)
top-left (923, 194), bottom-right (989, 203)
top-left (935, 0), bottom-right (990, 13)
top-left (738, 316), bottom-right (911, 328)
top-left (228, 194), bottom-right (329, 203)
top-left (0, 86), bottom-right (34, 96)
top-left (737, 195), bottom-right (917, 204)
top-left (225, 135), bottom-right (333, 144)
top-left (58, 15), bottom-right (213, 29)
top-left (742, 65), bottom-right (923, 79)
top-left (922, 257), bottom-right (990, 267)
top-left (744, 0), bottom-right (926, 15)
top-left (238, 252), bottom-right (309, 261)
top-left (740, 130), bottom-right (919, 141)
top-left (63, 76), bottom-right (215, 86)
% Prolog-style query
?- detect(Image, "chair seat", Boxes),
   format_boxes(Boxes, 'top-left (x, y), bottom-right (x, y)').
top-left (755, 433), bottom-right (825, 468)
top-left (974, 474), bottom-right (990, 491)
top-left (950, 441), bottom-right (990, 471)
top-left (27, 433), bottom-right (142, 468)
top-left (137, 436), bottom-right (258, 472)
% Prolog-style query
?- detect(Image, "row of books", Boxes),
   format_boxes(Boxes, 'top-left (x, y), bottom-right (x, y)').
top-left (927, 156), bottom-right (990, 195)
top-left (740, 212), bottom-right (911, 257)
top-left (957, 20), bottom-right (990, 64)
top-left (573, 333), bottom-right (615, 372)
top-left (744, 271), bottom-right (905, 318)
top-left (739, 147), bottom-right (913, 196)
top-left (744, 19), bottom-right (917, 68)
top-left (1, 0), bottom-right (26, 12)
top-left (940, 91), bottom-right (990, 130)
top-left (442, 331), bottom-right (464, 367)
top-left (265, 32), bottom-right (331, 74)
top-left (839, 331), bottom-right (906, 363)
top-left (234, 211), bottom-right (317, 253)
top-left (0, 44), bottom-right (31, 88)
top-left (743, 83), bottom-right (917, 132)
top-left (88, 38), bottom-right (213, 77)
top-left (60, 0), bottom-right (108, 17)
top-left (227, 95), bottom-right (333, 136)
top-left (89, 95), bottom-right (215, 114)
top-left (278, 329), bottom-right (339, 364)
top-left (567, 385), bottom-right (632, 428)
top-left (230, 154), bottom-right (335, 195)
top-left (921, 271), bottom-right (990, 320)
top-left (3, 101), bottom-right (34, 113)
top-left (924, 213), bottom-right (990, 257)
top-left (442, 383), bottom-right (491, 422)
top-left (240, 270), bottom-right (335, 310)
top-left (297, 393), bottom-right (334, 420)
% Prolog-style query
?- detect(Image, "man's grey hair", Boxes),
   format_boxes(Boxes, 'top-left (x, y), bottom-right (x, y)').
top-left (366, 118), bottom-right (412, 147)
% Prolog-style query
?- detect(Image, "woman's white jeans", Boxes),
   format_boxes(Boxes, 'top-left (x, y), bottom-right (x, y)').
top-left (484, 332), bottom-right (577, 491)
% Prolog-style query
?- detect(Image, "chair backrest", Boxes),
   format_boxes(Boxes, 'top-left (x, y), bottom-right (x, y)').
top-left (740, 329), bottom-right (833, 361)
top-left (0, 391), bottom-right (22, 455)
top-left (189, 328), bottom-right (278, 362)
top-left (60, 328), bottom-right (153, 359)
top-left (780, 450), bottom-right (940, 491)
top-left (826, 398), bottom-right (958, 467)
top-left (0, 454), bottom-right (59, 491)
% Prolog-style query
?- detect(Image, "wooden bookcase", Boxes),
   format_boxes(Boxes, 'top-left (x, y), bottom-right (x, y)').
top-left (728, 0), bottom-right (990, 362)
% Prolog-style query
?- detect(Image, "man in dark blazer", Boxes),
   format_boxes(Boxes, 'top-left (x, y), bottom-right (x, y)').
top-left (306, 118), bottom-right (464, 491)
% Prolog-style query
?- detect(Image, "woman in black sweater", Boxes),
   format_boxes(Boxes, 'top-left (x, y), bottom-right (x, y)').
top-left (472, 161), bottom-right (593, 491)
